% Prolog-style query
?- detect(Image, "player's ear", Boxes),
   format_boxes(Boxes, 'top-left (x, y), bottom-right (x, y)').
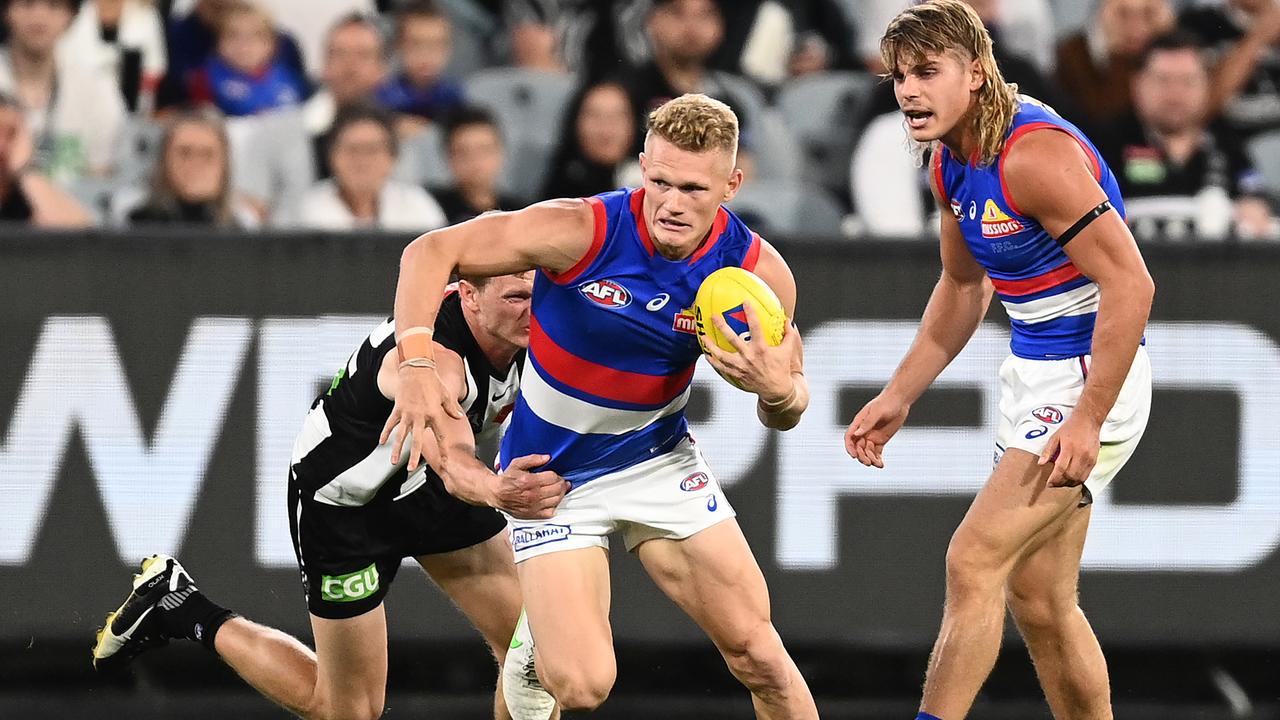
top-left (722, 164), bottom-right (744, 203)
top-left (458, 280), bottom-right (482, 312)
top-left (968, 57), bottom-right (985, 93)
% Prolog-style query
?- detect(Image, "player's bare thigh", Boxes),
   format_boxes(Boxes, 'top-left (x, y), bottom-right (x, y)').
top-left (415, 531), bottom-right (523, 655)
top-left (951, 448), bottom-right (1088, 581)
top-left (516, 546), bottom-right (615, 703)
top-left (308, 606), bottom-right (389, 719)
top-left (636, 519), bottom-right (772, 651)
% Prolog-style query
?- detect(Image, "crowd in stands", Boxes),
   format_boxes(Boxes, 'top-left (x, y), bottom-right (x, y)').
top-left (0, 0), bottom-right (1277, 241)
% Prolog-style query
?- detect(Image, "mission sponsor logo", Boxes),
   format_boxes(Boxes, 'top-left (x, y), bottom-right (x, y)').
top-left (673, 308), bottom-right (697, 335)
top-left (511, 524), bottom-right (572, 551)
top-left (579, 280), bottom-right (631, 308)
top-left (981, 199), bottom-right (1024, 239)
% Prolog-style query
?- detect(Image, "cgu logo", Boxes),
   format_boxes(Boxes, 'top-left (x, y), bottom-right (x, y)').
top-left (321, 563), bottom-right (380, 602)
top-left (579, 280), bottom-right (632, 308)
top-left (680, 472), bottom-right (710, 492)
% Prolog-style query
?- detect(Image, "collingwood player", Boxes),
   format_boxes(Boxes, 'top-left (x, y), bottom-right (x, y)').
top-left (92, 272), bottom-right (567, 720)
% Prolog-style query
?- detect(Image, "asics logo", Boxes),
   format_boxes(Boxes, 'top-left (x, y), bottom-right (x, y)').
top-left (647, 293), bottom-right (671, 311)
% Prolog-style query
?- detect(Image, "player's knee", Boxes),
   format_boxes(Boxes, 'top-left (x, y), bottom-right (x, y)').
top-left (1006, 581), bottom-right (1078, 633)
top-left (719, 622), bottom-right (792, 694)
top-left (543, 664), bottom-right (615, 711)
top-left (944, 529), bottom-right (1005, 599)
top-left (306, 687), bottom-right (384, 720)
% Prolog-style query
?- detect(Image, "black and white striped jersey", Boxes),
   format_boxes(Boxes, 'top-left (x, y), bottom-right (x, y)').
top-left (290, 290), bottom-right (523, 507)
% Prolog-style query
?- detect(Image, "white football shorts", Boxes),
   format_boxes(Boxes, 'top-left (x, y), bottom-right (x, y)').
top-left (995, 346), bottom-right (1152, 500)
top-left (505, 436), bottom-right (736, 563)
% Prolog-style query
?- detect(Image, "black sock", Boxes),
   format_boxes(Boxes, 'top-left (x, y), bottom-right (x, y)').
top-left (158, 589), bottom-right (237, 653)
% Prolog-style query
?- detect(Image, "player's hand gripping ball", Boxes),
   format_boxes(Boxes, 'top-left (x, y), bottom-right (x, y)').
top-left (693, 267), bottom-right (787, 389)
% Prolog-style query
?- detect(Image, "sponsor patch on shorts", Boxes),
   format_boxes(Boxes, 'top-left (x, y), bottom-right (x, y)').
top-left (1031, 405), bottom-right (1064, 424)
top-left (320, 563), bottom-right (380, 603)
top-left (679, 472), bottom-right (709, 492)
top-left (511, 524), bottom-right (572, 551)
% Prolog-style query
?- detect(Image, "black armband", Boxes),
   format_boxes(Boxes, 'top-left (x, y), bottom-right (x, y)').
top-left (1054, 200), bottom-right (1112, 247)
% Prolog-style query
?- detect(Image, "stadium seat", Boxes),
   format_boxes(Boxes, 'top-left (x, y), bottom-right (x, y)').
top-left (715, 72), bottom-right (801, 181)
top-left (1247, 130), bottom-right (1280, 198)
top-left (727, 178), bottom-right (847, 239)
top-left (850, 110), bottom-right (929, 238)
top-left (227, 108), bottom-right (316, 217)
top-left (776, 72), bottom-right (873, 191)
top-left (464, 69), bottom-right (578, 200)
top-left (114, 117), bottom-right (166, 187)
top-left (393, 123), bottom-right (453, 188)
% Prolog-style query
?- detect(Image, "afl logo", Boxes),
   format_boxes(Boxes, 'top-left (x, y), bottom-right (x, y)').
top-left (1031, 406), bottom-right (1064, 424)
top-left (680, 472), bottom-right (709, 492)
top-left (579, 279), bottom-right (632, 308)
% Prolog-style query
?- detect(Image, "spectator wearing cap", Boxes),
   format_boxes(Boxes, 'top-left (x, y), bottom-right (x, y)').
top-left (187, 0), bottom-right (308, 117)
top-left (429, 106), bottom-right (519, 225)
top-left (377, 0), bottom-right (464, 137)
top-left (279, 103), bottom-right (446, 231)
top-left (1180, 0), bottom-right (1280, 137)
top-left (0, 90), bottom-right (92, 225)
top-left (541, 80), bottom-right (639, 200)
top-left (1100, 31), bottom-right (1276, 240)
top-left (0, 0), bottom-right (126, 184)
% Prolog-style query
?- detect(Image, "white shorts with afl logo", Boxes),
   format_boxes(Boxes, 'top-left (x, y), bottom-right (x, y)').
top-left (994, 347), bottom-right (1152, 500)
top-left (504, 437), bottom-right (736, 563)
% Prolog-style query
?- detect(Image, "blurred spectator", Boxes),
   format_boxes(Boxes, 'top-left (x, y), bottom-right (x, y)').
top-left (280, 103), bottom-right (446, 231)
top-left (0, 0), bottom-right (126, 183)
top-left (377, 0), bottom-right (464, 135)
top-left (160, 0), bottom-right (306, 109)
top-left (188, 0), bottom-right (307, 116)
top-left (961, 0), bottom-right (1055, 74)
top-left (430, 105), bottom-right (518, 224)
top-left (1056, 0), bottom-right (1174, 128)
top-left (0, 90), bottom-right (92, 225)
top-left (542, 80), bottom-right (639, 199)
top-left (624, 0), bottom-right (756, 153)
top-left (712, 0), bottom-right (859, 87)
top-left (497, 0), bottom-right (649, 77)
top-left (254, 0), bottom-right (375, 78)
top-left (57, 0), bottom-right (166, 113)
top-left (303, 12), bottom-right (387, 178)
top-left (1101, 32), bottom-right (1276, 241)
top-left (1180, 0), bottom-right (1280, 136)
top-left (127, 110), bottom-right (252, 227)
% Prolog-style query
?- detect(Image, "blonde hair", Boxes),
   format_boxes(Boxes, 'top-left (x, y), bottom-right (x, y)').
top-left (646, 93), bottom-right (739, 157)
top-left (880, 0), bottom-right (1019, 166)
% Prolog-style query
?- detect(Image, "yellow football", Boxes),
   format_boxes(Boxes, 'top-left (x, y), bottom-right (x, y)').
top-left (693, 267), bottom-right (787, 360)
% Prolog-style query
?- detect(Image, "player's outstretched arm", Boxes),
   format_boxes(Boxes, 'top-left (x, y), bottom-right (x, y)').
top-left (846, 154), bottom-right (993, 467)
top-left (1003, 130), bottom-right (1154, 488)
top-left (383, 200), bottom-right (597, 474)
top-left (377, 343), bottom-right (569, 518)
